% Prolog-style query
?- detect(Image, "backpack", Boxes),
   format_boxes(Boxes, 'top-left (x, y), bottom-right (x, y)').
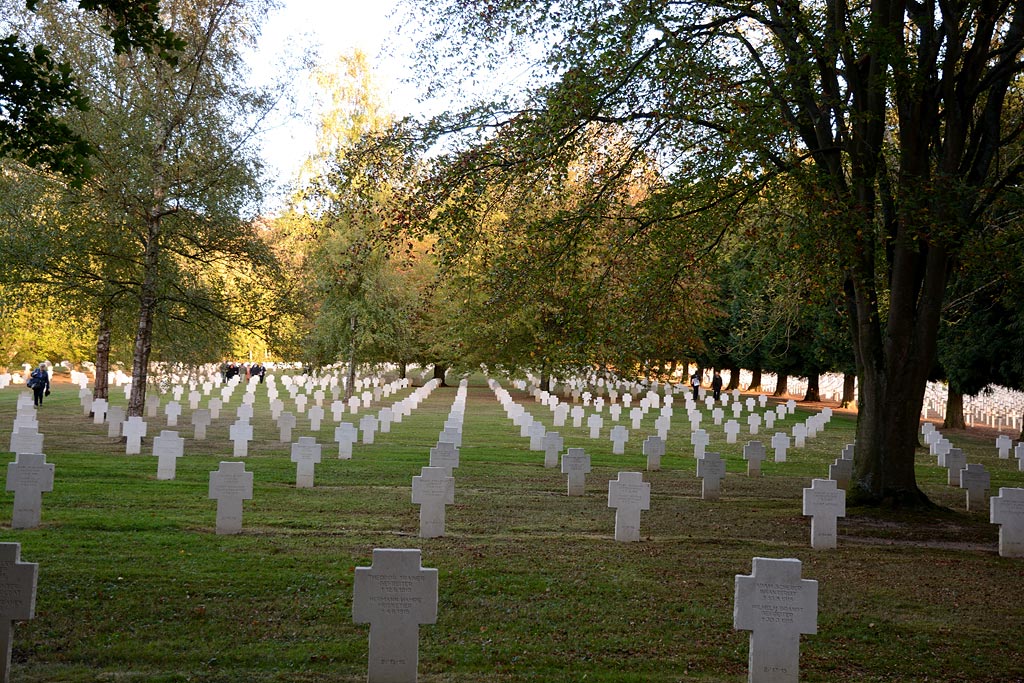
top-left (27, 370), bottom-right (43, 389)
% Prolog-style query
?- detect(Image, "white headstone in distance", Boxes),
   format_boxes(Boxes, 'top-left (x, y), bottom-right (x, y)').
top-left (561, 448), bottom-right (591, 496)
top-left (607, 471), bottom-right (651, 542)
top-left (691, 429), bottom-right (709, 459)
top-left (629, 407), bottom-right (643, 430)
top-left (828, 457), bottom-right (852, 490)
top-left (335, 422), bottom-right (358, 459)
top-left (188, 390), bottom-right (201, 410)
top-left (542, 432), bottom-right (564, 468)
top-left (352, 548), bottom-right (438, 683)
top-left (360, 415), bottom-right (378, 444)
top-left (8, 430), bottom-right (43, 457)
top-left (307, 405), bottom-right (325, 432)
top-left (643, 435), bottom-right (666, 471)
top-left (152, 430), bottom-right (184, 481)
top-left (528, 422), bottom-right (547, 451)
top-left (92, 398), bottom-right (108, 425)
top-left (996, 434), bottom-right (1013, 459)
top-left (792, 424), bottom-right (807, 448)
top-left (571, 406), bottom-right (584, 428)
top-left (277, 411), bottom-right (297, 443)
top-left (229, 420), bottom-right (253, 458)
top-left (0, 543), bottom-right (38, 683)
top-left (5, 453), bottom-right (54, 529)
top-left (587, 413), bottom-right (603, 439)
top-left (411, 467), bottom-right (455, 538)
top-left (609, 425), bottom-right (629, 454)
top-left (106, 406), bottom-right (126, 438)
top-left (123, 416), bottom-right (147, 455)
top-left (990, 487), bottom-right (1024, 557)
top-left (378, 407), bottom-right (393, 433)
top-left (428, 442), bottom-right (459, 476)
top-left (208, 461), bottom-right (253, 535)
top-left (697, 452), bottom-right (726, 500)
top-left (291, 437), bottom-right (322, 488)
top-left (724, 420), bottom-right (740, 444)
top-left (959, 463), bottom-right (990, 512)
top-left (191, 408), bottom-right (212, 440)
top-left (743, 441), bottom-right (766, 477)
top-left (145, 394), bottom-right (160, 418)
top-left (164, 401), bottom-right (182, 427)
top-left (802, 478), bottom-right (846, 549)
top-left (944, 448), bottom-right (967, 486)
top-left (208, 397), bottom-right (223, 420)
top-left (771, 432), bottom-right (790, 462)
top-left (236, 403), bottom-right (254, 422)
top-left (734, 557), bottom-right (818, 683)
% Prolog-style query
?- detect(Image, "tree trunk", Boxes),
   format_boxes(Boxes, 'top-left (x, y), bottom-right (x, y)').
top-left (399, 361), bottom-right (407, 380)
top-left (540, 360), bottom-right (550, 392)
top-left (93, 300), bottom-right (113, 401)
top-left (725, 364), bottom-right (740, 391)
top-left (127, 215), bottom-right (161, 418)
top-left (772, 374), bottom-right (788, 397)
top-left (748, 366), bottom-right (762, 392)
top-left (345, 312), bottom-right (357, 401)
top-left (840, 373), bottom-right (857, 408)
top-left (943, 388), bottom-right (966, 429)
top-left (802, 373), bottom-right (820, 402)
top-left (433, 363), bottom-right (448, 386)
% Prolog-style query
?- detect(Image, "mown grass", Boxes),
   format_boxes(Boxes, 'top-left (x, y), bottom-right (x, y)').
top-left (1, 376), bottom-right (1022, 682)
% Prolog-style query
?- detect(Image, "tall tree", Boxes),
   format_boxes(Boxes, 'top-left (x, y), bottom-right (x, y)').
top-left (404, 0), bottom-right (1024, 506)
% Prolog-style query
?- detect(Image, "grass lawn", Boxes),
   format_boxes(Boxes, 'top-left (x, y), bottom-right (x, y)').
top-left (1, 375), bottom-right (1023, 682)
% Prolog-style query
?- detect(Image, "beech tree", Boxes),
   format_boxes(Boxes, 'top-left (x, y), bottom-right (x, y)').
top-left (405, 0), bottom-right (1024, 506)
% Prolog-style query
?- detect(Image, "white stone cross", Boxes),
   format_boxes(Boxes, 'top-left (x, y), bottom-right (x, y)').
top-left (92, 398), bottom-right (108, 425)
top-left (5, 453), bottom-right (54, 529)
top-left (747, 413), bottom-right (761, 435)
top-left (360, 415), bottom-right (378, 444)
top-left (724, 420), bottom-right (740, 444)
top-left (629, 407), bottom-right (644, 430)
top-left (335, 422), bottom-right (358, 459)
top-left (792, 424), bottom-right (807, 448)
top-left (731, 402), bottom-right (743, 419)
top-left (378, 408), bottom-right (393, 433)
top-left (144, 394), bottom-right (159, 418)
top-left (959, 463), bottom-right (990, 512)
top-left (308, 405), bottom-right (325, 431)
top-left (542, 432), bottom-right (564, 469)
top-left (691, 429), bottom-right (709, 459)
top-left (291, 437), bottom-right (322, 488)
top-left (990, 487), bottom-right (1024, 557)
top-left (1016, 442), bottom-right (1024, 472)
top-left (553, 404), bottom-right (569, 427)
top-left (607, 471), bottom-right (651, 542)
top-left (996, 434), bottom-right (1013, 459)
top-left (944, 447), bottom-right (967, 485)
top-left (152, 430), bottom-right (184, 481)
top-left (528, 422), bottom-right (547, 451)
top-left (294, 393), bottom-right (308, 414)
top-left (712, 407), bottom-right (724, 425)
top-left (188, 390), bottom-right (201, 410)
top-left (191, 408), bottom-right (211, 440)
top-left (764, 411), bottom-right (776, 430)
top-left (331, 400), bottom-right (346, 422)
top-left (771, 432), bottom-right (790, 462)
top-left (571, 405), bottom-right (585, 427)
top-left (561, 448), bottom-right (591, 496)
top-left (828, 457), bottom-right (852, 490)
top-left (0, 543), bottom-right (37, 683)
top-left (411, 467), bottom-right (455, 538)
top-left (208, 397), bottom-right (223, 420)
top-left (348, 396), bottom-right (360, 414)
top-left (8, 429), bottom-right (43, 457)
top-left (734, 557), bottom-right (818, 683)
top-left (229, 420), bottom-right (253, 457)
top-left (697, 453), bottom-right (726, 500)
top-left (643, 435), bottom-right (666, 471)
top-left (609, 425), bottom-right (629, 454)
top-left (106, 406), bottom-right (125, 438)
top-left (802, 478), bottom-right (846, 549)
top-left (587, 413), bottom-right (604, 439)
top-left (269, 398), bottom-right (283, 421)
top-left (123, 416), bottom-right (147, 455)
top-left (743, 441), bottom-right (766, 476)
top-left (353, 548), bottom-right (438, 683)
top-left (277, 411), bottom-right (297, 443)
top-left (164, 401), bottom-right (182, 427)
top-left (208, 461), bottom-right (253, 535)
top-left (236, 403), bottom-right (254, 422)
top-left (428, 441), bottom-right (459, 476)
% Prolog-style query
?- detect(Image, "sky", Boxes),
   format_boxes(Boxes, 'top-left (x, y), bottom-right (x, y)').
top-left (244, 0), bottom-right (424, 211)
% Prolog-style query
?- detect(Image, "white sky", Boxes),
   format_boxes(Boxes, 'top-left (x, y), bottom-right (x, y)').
top-left (245, 0), bottom-right (424, 212)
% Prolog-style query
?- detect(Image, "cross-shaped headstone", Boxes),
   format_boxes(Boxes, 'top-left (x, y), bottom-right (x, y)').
top-left (208, 461), bottom-right (253, 535)
top-left (990, 487), bottom-right (1024, 557)
top-left (188, 390), bottom-right (201, 411)
top-left (360, 415), bottom-right (379, 444)
top-left (528, 422), bottom-right (547, 451)
top-left (944, 447), bottom-right (967, 486)
top-left (411, 467), bottom-right (455, 538)
top-left (771, 432), bottom-right (790, 462)
top-left (643, 435), bottom-right (666, 471)
top-left (208, 397), bottom-right (223, 420)
top-left (378, 408), bottom-right (393, 433)
top-left (802, 478), bottom-right (846, 549)
top-left (747, 413), bottom-right (761, 435)
top-left (0, 543), bottom-right (37, 683)
top-left (629, 407), bottom-right (643, 430)
top-left (828, 457), bottom-right (852, 490)
top-left (732, 402), bottom-right (743, 419)
top-left (164, 401), bottom-right (182, 427)
top-left (696, 453), bottom-right (726, 500)
top-left (348, 396), bottom-right (360, 414)
top-left (724, 420), bottom-right (741, 444)
top-left (428, 442), bottom-right (459, 476)
top-left (152, 430), bottom-right (184, 481)
top-left (734, 557), bottom-right (818, 683)
top-left (277, 411), bottom-right (297, 443)
top-left (1016, 442), bottom-right (1024, 472)
top-left (609, 425), bottom-right (629, 454)
top-left (229, 420), bottom-right (253, 457)
top-left (553, 404), bottom-right (569, 427)
top-left (353, 548), bottom-right (438, 683)
top-left (792, 424), bottom-right (807, 448)
top-left (996, 434), bottom-right (1013, 459)
top-left (123, 416), bottom-right (147, 455)
top-left (959, 463), bottom-right (990, 512)
top-left (307, 405), bottom-right (325, 431)
top-left (587, 413), bottom-right (604, 439)
top-left (712, 407), bottom-right (724, 425)
top-left (291, 437), bottom-right (322, 488)
top-left (775, 404), bottom-right (787, 421)
top-left (542, 432), bottom-right (564, 469)
top-left (743, 441), bottom-right (766, 477)
top-left (236, 403), bottom-right (254, 422)
top-left (191, 408), bottom-right (211, 440)
top-left (570, 405), bottom-right (585, 428)
top-left (106, 406), bottom-right (126, 438)
top-left (5, 453), bottom-right (54, 529)
top-left (335, 422), bottom-right (358, 459)
top-left (561, 448), bottom-right (591, 496)
top-left (92, 398), bottom-right (108, 425)
top-left (331, 400), bottom-right (346, 422)
top-left (8, 429), bottom-right (43, 457)
top-left (691, 429), bottom-right (709, 459)
top-left (654, 414), bottom-right (671, 441)
top-left (145, 394), bottom-right (160, 418)
top-left (764, 411), bottom-right (776, 430)
top-left (607, 471), bottom-right (651, 542)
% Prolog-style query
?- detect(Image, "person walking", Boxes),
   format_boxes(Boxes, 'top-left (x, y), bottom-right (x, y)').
top-left (691, 371), bottom-right (701, 399)
top-left (711, 371), bottom-right (723, 401)
top-left (28, 363), bottom-right (50, 407)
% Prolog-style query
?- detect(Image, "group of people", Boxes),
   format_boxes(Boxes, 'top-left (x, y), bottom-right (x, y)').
top-left (691, 370), bottom-right (725, 401)
top-left (221, 361), bottom-right (266, 383)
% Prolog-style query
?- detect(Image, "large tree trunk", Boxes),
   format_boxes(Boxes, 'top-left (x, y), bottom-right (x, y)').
top-left (433, 363), bottom-right (448, 386)
top-left (539, 360), bottom-right (550, 392)
top-left (840, 373), bottom-right (857, 408)
top-left (772, 374), bottom-right (788, 397)
top-left (127, 218), bottom-right (160, 418)
top-left (802, 373), bottom-right (820, 402)
top-left (748, 366), bottom-right (762, 392)
top-left (726, 363), bottom-right (740, 391)
top-left (93, 300), bottom-right (113, 401)
top-left (345, 312), bottom-right (357, 401)
top-left (944, 388), bottom-right (966, 429)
